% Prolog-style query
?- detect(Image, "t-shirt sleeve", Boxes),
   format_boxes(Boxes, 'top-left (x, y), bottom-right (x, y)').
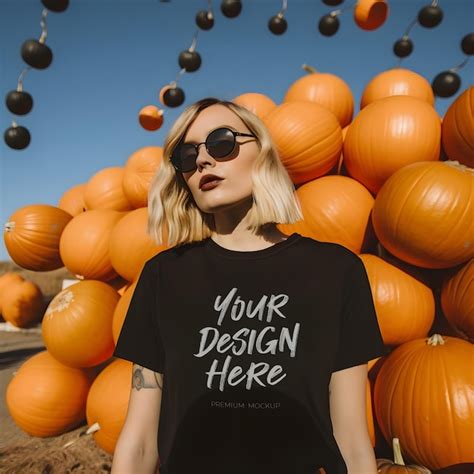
top-left (332, 255), bottom-right (388, 373)
top-left (112, 260), bottom-right (165, 373)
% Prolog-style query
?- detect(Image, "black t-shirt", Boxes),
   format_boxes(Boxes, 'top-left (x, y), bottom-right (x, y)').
top-left (113, 232), bottom-right (388, 474)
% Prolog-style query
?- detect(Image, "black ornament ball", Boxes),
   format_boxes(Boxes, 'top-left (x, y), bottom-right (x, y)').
top-left (432, 71), bottom-right (461, 98)
top-left (21, 39), bottom-right (53, 69)
top-left (393, 37), bottom-right (413, 58)
top-left (319, 14), bottom-right (339, 36)
top-left (322, 0), bottom-right (343, 5)
top-left (268, 15), bottom-right (287, 35)
top-left (163, 87), bottom-right (185, 107)
top-left (196, 10), bottom-right (214, 30)
top-left (461, 32), bottom-right (474, 55)
top-left (178, 50), bottom-right (201, 72)
top-left (418, 5), bottom-right (443, 28)
top-left (4, 125), bottom-right (31, 150)
top-left (221, 0), bottom-right (242, 18)
top-left (6, 90), bottom-right (34, 115)
top-left (41, 0), bottom-right (69, 12)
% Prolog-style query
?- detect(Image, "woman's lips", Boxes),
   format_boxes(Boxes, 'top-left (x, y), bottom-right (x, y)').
top-left (200, 178), bottom-right (223, 191)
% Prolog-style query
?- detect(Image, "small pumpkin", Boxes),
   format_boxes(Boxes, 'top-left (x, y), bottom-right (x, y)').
top-left (283, 64), bottom-right (354, 128)
top-left (377, 437), bottom-right (431, 473)
top-left (1, 279), bottom-right (45, 328)
top-left (6, 350), bottom-right (96, 437)
top-left (372, 160), bottom-right (473, 269)
top-left (84, 166), bottom-right (134, 211)
top-left (360, 68), bottom-right (435, 110)
top-left (441, 258), bottom-right (474, 341)
top-left (278, 175), bottom-right (374, 254)
top-left (0, 272), bottom-right (25, 315)
top-left (354, 0), bottom-right (389, 31)
top-left (42, 280), bottom-right (120, 368)
top-left (441, 86), bottom-right (473, 168)
top-left (58, 183), bottom-right (87, 216)
top-left (263, 101), bottom-right (342, 184)
top-left (122, 146), bottom-right (163, 209)
top-left (232, 92), bottom-right (277, 120)
top-left (3, 204), bottom-right (73, 271)
top-left (138, 105), bottom-right (164, 131)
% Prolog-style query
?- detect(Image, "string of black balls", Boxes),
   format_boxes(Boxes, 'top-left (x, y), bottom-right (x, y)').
top-left (4, 0), bottom-right (68, 151)
top-left (4, 0), bottom-right (474, 151)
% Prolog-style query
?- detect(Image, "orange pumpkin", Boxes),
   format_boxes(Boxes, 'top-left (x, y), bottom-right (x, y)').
top-left (232, 92), bottom-right (277, 120)
top-left (359, 254), bottom-right (435, 346)
top-left (343, 95), bottom-right (441, 194)
top-left (374, 334), bottom-right (474, 470)
top-left (59, 209), bottom-right (125, 281)
top-left (1, 279), bottom-right (45, 328)
top-left (441, 258), bottom-right (474, 341)
top-left (283, 65), bottom-right (354, 128)
top-left (84, 167), bottom-right (134, 211)
top-left (0, 272), bottom-right (24, 315)
top-left (112, 280), bottom-right (138, 343)
top-left (58, 183), bottom-right (87, 216)
top-left (372, 160), bottom-right (474, 269)
top-left (354, 0), bottom-right (389, 31)
top-left (122, 146), bottom-right (163, 209)
top-left (360, 68), bottom-right (435, 110)
top-left (42, 280), bottom-right (120, 368)
top-left (86, 359), bottom-right (132, 454)
top-left (138, 105), bottom-right (164, 131)
top-left (278, 175), bottom-right (374, 254)
top-left (263, 101), bottom-right (342, 184)
top-left (377, 438), bottom-right (431, 473)
top-left (6, 350), bottom-right (96, 437)
top-left (3, 204), bottom-right (73, 271)
top-left (441, 86), bottom-right (474, 168)
top-left (109, 207), bottom-right (166, 282)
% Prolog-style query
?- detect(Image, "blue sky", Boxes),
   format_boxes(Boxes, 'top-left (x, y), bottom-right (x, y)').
top-left (1, 0), bottom-right (473, 261)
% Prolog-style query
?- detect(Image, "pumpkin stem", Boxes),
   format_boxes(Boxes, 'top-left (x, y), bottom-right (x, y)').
top-left (4, 221), bottom-right (15, 232)
top-left (62, 421), bottom-right (100, 448)
top-left (427, 334), bottom-right (445, 346)
top-left (392, 437), bottom-right (406, 465)
top-left (302, 63), bottom-right (318, 74)
top-left (443, 160), bottom-right (474, 174)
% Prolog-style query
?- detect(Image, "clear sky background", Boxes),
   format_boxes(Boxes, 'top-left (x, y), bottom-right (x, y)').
top-left (1, 0), bottom-right (473, 262)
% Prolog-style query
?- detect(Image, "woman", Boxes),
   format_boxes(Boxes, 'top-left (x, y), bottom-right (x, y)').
top-left (111, 97), bottom-right (387, 474)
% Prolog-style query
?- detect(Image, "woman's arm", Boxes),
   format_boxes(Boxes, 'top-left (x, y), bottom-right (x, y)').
top-left (111, 364), bottom-right (163, 474)
top-left (329, 364), bottom-right (378, 474)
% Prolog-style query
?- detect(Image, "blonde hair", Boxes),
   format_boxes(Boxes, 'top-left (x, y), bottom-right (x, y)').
top-left (147, 96), bottom-right (303, 247)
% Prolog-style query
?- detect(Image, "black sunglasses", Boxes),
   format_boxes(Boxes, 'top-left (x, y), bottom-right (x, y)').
top-left (170, 126), bottom-right (257, 173)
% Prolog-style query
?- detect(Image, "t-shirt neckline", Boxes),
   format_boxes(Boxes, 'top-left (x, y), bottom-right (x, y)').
top-left (205, 232), bottom-right (302, 259)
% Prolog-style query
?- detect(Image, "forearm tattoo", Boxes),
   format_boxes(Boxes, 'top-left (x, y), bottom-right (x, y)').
top-left (132, 364), bottom-right (163, 391)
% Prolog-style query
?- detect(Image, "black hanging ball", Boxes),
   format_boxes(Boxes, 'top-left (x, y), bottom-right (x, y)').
top-left (461, 32), bottom-right (474, 55)
top-left (4, 125), bottom-right (31, 150)
top-left (163, 87), bottom-right (185, 107)
top-left (221, 0), bottom-right (242, 18)
top-left (418, 5), bottom-right (443, 28)
top-left (178, 50), bottom-right (202, 72)
top-left (41, 0), bottom-right (69, 12)
top-left (393, 37), bottom-right (413, 58)
top-left (432, 71), bottom-right (461, 98)
top-left (6, 90), bottom-right (34, 115)
top-left (21, 39), bottom-right (53, 69)
top-left (319, 14), bottom-right (339, 36)
top-left (322, 0), bottom-right (343, 5)
top-left (196, 10), bottom-right (214, 30)
top-left (268, 15), bottom-right (288, 35)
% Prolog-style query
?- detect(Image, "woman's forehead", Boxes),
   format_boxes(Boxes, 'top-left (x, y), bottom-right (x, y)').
top-left (184, 107), bottom-right (242, 141)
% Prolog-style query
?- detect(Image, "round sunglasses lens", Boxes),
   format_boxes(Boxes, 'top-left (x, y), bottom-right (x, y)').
top-left (207, 128), bottom-right (235, 158)
top-left (179, 145), bottom-right (198, 172)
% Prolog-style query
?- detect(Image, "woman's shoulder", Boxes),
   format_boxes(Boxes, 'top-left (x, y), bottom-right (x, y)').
top-left (297, 234), bottom-right (360, 264)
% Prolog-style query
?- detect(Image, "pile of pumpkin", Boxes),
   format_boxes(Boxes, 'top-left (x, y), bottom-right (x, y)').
top-left (2, 67), bottom-right (473, 473)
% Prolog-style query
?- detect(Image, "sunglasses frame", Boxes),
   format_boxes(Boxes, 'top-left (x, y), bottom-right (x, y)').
top-left (170, 126), bottom-right (257, 173)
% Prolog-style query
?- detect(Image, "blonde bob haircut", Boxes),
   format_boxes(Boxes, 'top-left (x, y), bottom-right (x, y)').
top-left (147, 96), bottom-right (304, 248)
